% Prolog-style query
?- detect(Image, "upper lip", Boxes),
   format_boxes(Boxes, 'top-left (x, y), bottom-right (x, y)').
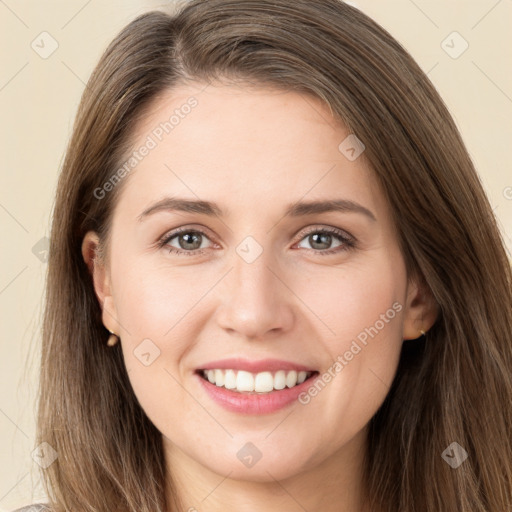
top-left (197, 357), bottom-right (317, 374)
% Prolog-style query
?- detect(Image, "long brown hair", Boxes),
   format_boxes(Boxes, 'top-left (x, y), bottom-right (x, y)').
top-left (37, 1), bottom-right (512, 510)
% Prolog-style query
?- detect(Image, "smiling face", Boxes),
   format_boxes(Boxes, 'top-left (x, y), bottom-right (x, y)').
top-left (83, 81), bottom-right (434, 488)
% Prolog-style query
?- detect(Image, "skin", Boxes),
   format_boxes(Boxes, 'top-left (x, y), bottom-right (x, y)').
top-left (82, 81), bottom-right (437, 512)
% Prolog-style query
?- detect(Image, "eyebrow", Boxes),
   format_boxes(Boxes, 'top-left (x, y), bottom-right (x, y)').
top-left (137, 197), bottom-right (377, 222)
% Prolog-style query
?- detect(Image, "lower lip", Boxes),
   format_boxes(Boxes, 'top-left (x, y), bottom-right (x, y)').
top-left (195, 371), bottom-right (319, 414)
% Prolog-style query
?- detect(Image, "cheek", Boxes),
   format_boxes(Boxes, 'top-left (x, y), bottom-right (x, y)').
top-left (110, 263), bottom-right (204, 430)
top-left (292, 255), bottom-right (406, 448)
top-left (293, 254), bottom-right (405, 357)
top-left (111, 256), bottom-right (208, 344)
top-left (108, 257), bottom-right (190, 390)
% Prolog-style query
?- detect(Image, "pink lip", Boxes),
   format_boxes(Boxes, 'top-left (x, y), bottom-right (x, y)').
top-left (195, 371), bottom-right (319, 414)
top-left (197, 357), bottom-right (316, 373)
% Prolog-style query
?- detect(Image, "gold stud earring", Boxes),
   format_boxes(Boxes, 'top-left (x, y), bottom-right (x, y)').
top-left (107, 329), bottom-right (119, 347)
top-left (420, 329), bottom-right (426, 337)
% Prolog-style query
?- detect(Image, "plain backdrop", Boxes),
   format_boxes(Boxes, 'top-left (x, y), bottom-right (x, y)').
top-left (1, 0), bottom-right (511, 509)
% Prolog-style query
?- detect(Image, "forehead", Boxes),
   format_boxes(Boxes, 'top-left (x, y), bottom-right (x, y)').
top-left (114, 82), bottom-right (387, 221)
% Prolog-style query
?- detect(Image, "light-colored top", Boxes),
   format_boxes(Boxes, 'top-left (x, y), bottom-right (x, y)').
top-left (12, 505), bottom-right (50, 512)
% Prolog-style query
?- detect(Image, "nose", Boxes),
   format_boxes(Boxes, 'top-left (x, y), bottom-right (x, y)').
top-left (215, 245), bottom-right (295, 341)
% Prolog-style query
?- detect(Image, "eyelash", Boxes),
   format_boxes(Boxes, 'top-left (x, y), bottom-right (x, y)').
top-left (157, 225), bottom-right (356, 257)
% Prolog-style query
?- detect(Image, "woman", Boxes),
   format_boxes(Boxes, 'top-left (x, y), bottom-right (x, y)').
top-left (19, 0), bottom-right (512, 510)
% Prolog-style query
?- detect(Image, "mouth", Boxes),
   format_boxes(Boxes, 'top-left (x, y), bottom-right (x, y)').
top-left (195, 368), bottom-right (320, 394)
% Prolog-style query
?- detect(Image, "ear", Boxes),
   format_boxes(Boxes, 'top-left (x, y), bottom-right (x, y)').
top-left (402, 273), bottom-right (438, 340)
top-left (81, 231), bottom-right (120, 335)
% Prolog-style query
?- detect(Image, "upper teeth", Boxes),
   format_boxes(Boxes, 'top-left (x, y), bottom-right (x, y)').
top-left (202, 369), bottom-right (312, 393)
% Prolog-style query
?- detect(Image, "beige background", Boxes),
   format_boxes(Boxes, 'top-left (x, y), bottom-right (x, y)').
top-left (1, 0), bottom-right (511, 509)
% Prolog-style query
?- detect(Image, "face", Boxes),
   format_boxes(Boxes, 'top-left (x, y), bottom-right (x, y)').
top-left (84, 81), bottom-right (431, 485)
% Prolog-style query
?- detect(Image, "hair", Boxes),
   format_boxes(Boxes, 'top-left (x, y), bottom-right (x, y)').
top-left (36, 0), bottom-right (512, 511)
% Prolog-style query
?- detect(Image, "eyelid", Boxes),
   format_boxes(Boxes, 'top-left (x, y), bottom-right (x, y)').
top-left (159, 223), bottom-right (214, 238)
top-left (295, 224), bottom-right (354, 242)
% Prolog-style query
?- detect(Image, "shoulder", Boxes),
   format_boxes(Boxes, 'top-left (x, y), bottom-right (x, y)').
top-left (12, 505), bottom-right (51, 512)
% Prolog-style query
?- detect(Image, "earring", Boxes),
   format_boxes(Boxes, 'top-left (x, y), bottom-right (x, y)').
top-left (420, 329), bottom-right (426, 337)
top-left (107, 329), bottom-right (119, 347)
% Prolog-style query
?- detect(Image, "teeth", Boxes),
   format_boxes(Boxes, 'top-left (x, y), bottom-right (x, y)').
top-left (224, 369), bottom-right (236, 389)
top-left (297, 371), bottom-right (308, 384)
top-left (274, 370), bottom-right (286, 390)
top-left (201, 369), bottom-right (312, 393)
top-left (237, 370), bottom-right (254, 392)
top-left (214, 369), bottom-right (224, 386)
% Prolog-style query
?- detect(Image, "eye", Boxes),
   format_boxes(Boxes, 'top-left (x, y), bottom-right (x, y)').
top-left (294, 226), bottom-right (355, 256)
top-left (159, 227), bottom-right (215, 256)
top-left (157, 225), bottom-right (356, 256)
